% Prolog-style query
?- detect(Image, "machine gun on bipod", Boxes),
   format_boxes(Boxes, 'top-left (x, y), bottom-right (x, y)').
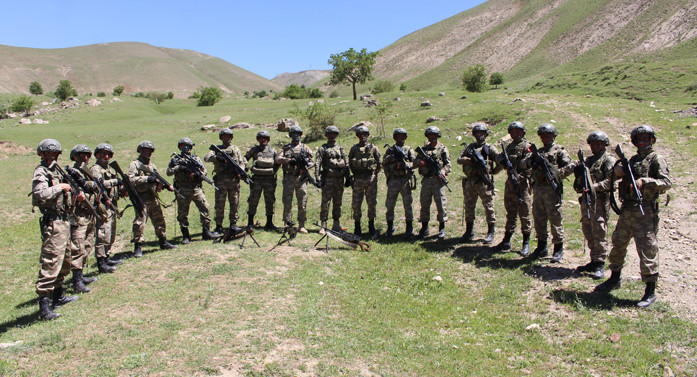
top-left (214, 225), bottom-right (260, 248)
top-left (314, 222), bottom-right (371, 253)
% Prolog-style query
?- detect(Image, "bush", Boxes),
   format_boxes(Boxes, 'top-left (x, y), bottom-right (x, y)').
top-left (147, 92), bottom-right (167, 104)
top-left (371, 80), bottom-right (395, 94)
top-left (329, 90), bottom-right (339, 98)
top-left (462, 64), bottom-right (487, 93)
top-left (280, 85), bottom-right (324, 100)
top-left (252, 90), bottom-right (267, 98)
top-left (0, 103), bottom-right (8, 119)
top-left (97, 92), bottom-right (106, 97)
top-left (55, 80), bottom-right (75, 101)
top-left (243, 91), bottom-right (250, 97)
top-left (134, 92), bottom-right (146, 98)
top-left (113, 85), bottom-right (124, 96)
top-left (489, 72), bottom-right (504, 89)
top-left (10, 95), bottom-right (34, 114)
top-left (290, 101), bottom-right (338, 142)
top-left (308, 88), bottom-right (324, 98)
top-left (29, 81), bottom-right (43, 95)
top-left (197, 87), bottom-right (223, 106)
top-left (167, 92), bottom-right (174, 99)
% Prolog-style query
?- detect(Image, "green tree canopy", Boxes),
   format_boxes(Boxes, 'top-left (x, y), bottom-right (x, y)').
top-left (55, 80), bottom-right (75, 101)
top-left (29, 81), bottom-right (43, 95)
top-left (461, 64), bottom-right (488, 93)
top-left (197, 87), bottom-right (223, 106)
top-left (10, 95), bottom-right (34, 114)
top-left (489, 72), bottom-right (504, 89)
top-left (328, 48), bottom-right (379, 100)
top-left (113, 85), bottom-right (125, 96)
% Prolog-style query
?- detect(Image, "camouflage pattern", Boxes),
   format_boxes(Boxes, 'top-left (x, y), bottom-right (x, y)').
top-left (608, 146), bottom-right (672, 282)
top-left (69, 162), bottom-right (97, 271)
top-left (33, 162), bottom-right (73, 297)
top-left (316, 142), bottom-right (348, 221)
top-left (415, 141), bottom-right (451, 223)
top-left (458, 142), bottom-right (500, 225)
top-left (245, 144), bottom-right (278, 218)
top-left (128, 156), bottom-right (167, 243)
top-left (573, 149), bottom-right (616, 262)
top-left (276, 143), bottom-right (314, 224)
top-left (90, 161), bottom-right (121, 259)
top-left (499, 138), bottom-right (533, 234)
top-left (349, 142), bottom-right (381, 220)
top-left (204, 144), bottom-right (247, 226)
top-left (167, 154), bottom-right (212, 228)
top-left (383, 144), bottom-right (416, 222)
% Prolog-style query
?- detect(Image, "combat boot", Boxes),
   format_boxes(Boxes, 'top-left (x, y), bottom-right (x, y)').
top-left (551, 242), bottom-right (564, 263)
top-left (97, 257), bottom-right (116, 273)
top-left (354, 220), bottom-right (362, 236)
top-left (81, 273), bottom-right (97, 285)
top-left (416, 222), bottom-right (429, 239)
top-left (52, 286), bottom-right (78, 308)
top-left (264, 216), bottom-right (276, 230)
top-left (637, 282), bottom-right (657, 308)
top-left (202, 225), bottom-right (217, 240)
top-left (106, 254), bottom-right (122, 266)
top-left (180, 227), bottom-right (191, 245)
top-left (460, 222), bottom-right (474, 243)
top-left (298, 221), bottom-right (308, 234)
top-left (385, 221), bottom-right (395, 237)
top-left (214, 224), bottom-right (224, 234)
top-left (494, 232), bottom-right (512, 251)
top-left (319, 221), bottom-right (327, 235)
top-left (576, 261), bottom-right (595, 273)
top-left (159, 237), bottom-right (177, 250)
top-left (133, 242), bottom-right (143, 258)
top-left (437, 222), bottom-right (446, 240)
top-left (332, 219), bottom-right (341, 232)
top-left (39, 296), bottom-right (60, 320)
top-left (368, 219), bottom-right (378, 239)
top-left (594, 270), bottom-right (622, 292)
top-left (519, 233), bottom-right (531, 257)
top-left (483, 224), bottom-right (495, 244)
top-left (404, 221), bottom-right (414, 239)
top-left (529, 239), bottom-right (548, 259)
top-left (591, 262), bottom-right (605, 280)
top-left (72, 270), bottom-right (90, 293)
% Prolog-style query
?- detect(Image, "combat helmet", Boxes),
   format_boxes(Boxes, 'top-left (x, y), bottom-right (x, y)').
top-left (586, 131), bottom-right (609, 146)
top-left (425, 126), bottom-right (441, 137)
top-left (471, 123), bottom-right (489, 135)
top-left (537, 123), bottom-right (557, 136)
top-left (94, 143), bottom-right (114, 155)
top-left (178, 137), bottom-right (194, 148)
top-left (507, 121), bottom-right (525, 133)
top-left (393, 128), bottom-right (407, 137)
top-left (355, 126), bottom-right (370, 135)
top-left (219, 128), bottom-right (234, 139)
top-left (137, 140), bottom-right (155, 153)
top-left (37, 139), bottom-right (62, 155)
top-left (70, 144), bottom-right (92, 161)
top-left (256, 130), bottom-right (270, 139)
top-left (630, 125), bottom-right (656, 146)
top-left (325, 126), bottom-right (339, 134)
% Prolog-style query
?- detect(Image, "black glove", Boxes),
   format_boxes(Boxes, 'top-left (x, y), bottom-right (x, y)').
top-left (147, 176), bottom-right (157, 184)
top-left (216, 155), bottom-right (226, 162)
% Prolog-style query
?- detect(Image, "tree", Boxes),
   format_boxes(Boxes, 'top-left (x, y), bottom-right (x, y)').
top-left (10, 95), bottom-right (34, 114)
top-left (490, 72), bottom-right (504, 89)
top-left (29, 81), bottom-right (43, 95)
top-left (461, 64), bottom-right (488, 93)
top-left (290, 101), bottom-right (338, 142)
top-left (147, 92), bottom-right (167, 104)
top-left (328, 48), bottom-right (379, 100)
top-left (113, 85), bottom-right (125, 96)
top-left (371, 99), bottom-right (394, 138)
top-left (197, 87), bottom-right (223, 106)
top-left (55, 80), bottom-right (75, 101)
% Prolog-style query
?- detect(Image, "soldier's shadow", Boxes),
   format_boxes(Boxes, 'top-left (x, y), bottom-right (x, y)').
top-left (550, 288), bottom-right (637, 310)
top-left (528, 264), bottom-right (576, 281)
top-left (420, 237), bottom-right (462, 253)
top-left (452, 245), bottom-right (531, 271)
top-left (0, 310), bottom-right (41, 335)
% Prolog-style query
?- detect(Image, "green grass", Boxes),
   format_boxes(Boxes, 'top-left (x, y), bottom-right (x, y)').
top-left (1, 92), bottom-right (695, 375)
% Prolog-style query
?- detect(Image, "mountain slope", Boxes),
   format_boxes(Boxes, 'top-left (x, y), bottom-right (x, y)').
top-left (272, 70), bottom-right (331, 87)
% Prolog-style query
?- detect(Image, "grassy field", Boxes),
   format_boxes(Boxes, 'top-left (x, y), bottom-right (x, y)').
top-left (1, 91), bottom-right (696, 376)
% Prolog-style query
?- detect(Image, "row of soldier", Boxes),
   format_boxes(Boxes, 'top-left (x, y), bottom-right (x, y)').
top-left (31, 121), bottom-right (670, 319)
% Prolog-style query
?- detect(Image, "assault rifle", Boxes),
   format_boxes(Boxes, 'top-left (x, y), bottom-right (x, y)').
top-left (384, 143), bottom-right (417, 190)
top-left (499, 141), bottom-right (523, 206)
top-left (290, 148), bottom-right (321, 189)
top-left (576, 149), bottom-right (593, 219)
top-left (462, 143), bottom-right (494, 190)
top-left (208, 144), bottom-right (253, 185)
top-left (78, 163), bottom-right (120, 218)
top-left (109, 161), bottom-right (145, 216)
top-left (529, 144), bottom-right (563, 204)
top-left (615, 144), bottom-right (644, 215)
top-left (415, 146), bottom-right (451, 192)
top-left (314, 222), bottom-right (371, 252)
top-left (139, 164), bottom-right (185, 200)
top-left (170, 153), bottom-right (218, 190)
top-left (54, 163), bottom-right (99, 217)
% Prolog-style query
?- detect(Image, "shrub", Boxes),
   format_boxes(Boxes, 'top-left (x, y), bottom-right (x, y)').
top-left (252, 90), bottom-right (267, 98)
top-left (290, 101), bottom-right (338, 142)
top-left (329, 90), bottom-right (339, 98)
top-left (489, 72), bottom-right (504, 89)
top-left (29, 81), bottom-right (43, 95)
top-left (10, 95), bottom-right (34, 114)
top-left (167, 92), bottom-right (174, 99)
top-left (197, 87), bottom-right (223, 106)
top-left (307, 88), bottom-right (324, 98)
top-left (97, 92), bottom-right (106, 97)
top-left (55, 80), bottom-right (74, 101)
top-left (243, 91), bottom-right (250, 97)
top-left (371, 80), bottom-right (394, 94)
top-left (113, 85), bottom-right (125, 96)
top-left (461, 64), bottom-right (487, 93)
top-left (399, 83), bottom-right (407, 92)
top-left (283, 84), bottom-right (305, 99)
top-left (147, 92), bottom-right (167, 104)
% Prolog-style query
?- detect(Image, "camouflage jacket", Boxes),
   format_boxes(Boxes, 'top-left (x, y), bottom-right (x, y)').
top-left (245, 144), bottom-right (278, 177)
top-left (383, 144), bottom-right (415, 179)
top-left (499, 138), bottom-right (532, 181)
top-left (527, 142), bottom-right (573, 185)
top-left (315, 142), bottom-right (348, 179)
top-left (32, 161), bottom-right (72, 216)
top-left (167, 153), bottom-right (208, 189)
top-left (204, 143), bottom-right (247, 178)
top-left (128, 156), bottom-right (160, 196)
top-left (349, 142), bottom-right (381, 178)
top-left (617, 146), bottom-right (672, 207)
top-left (457, 142), bottom-right (501, 182)
top-left (276, 143), bottom-right (315, 177)
top-left (91, 161), bottom-right (121, 201)
top-left (572, 150), bottom-right (616, 201)
top-left (415, 141), bottom-right (451, 178)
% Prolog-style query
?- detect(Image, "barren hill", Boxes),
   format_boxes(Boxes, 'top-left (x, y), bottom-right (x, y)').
top-left (0, 42), bottom-right (283, 96)
top-left (272, 70), bottom-right (331, 87)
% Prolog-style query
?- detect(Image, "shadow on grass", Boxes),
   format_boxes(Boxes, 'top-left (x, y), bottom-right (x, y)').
top-left (0, 311), bottom-right (41, 335)
top-left (551, 288), bottom-right (637, 310)
top-left (420, 237), bottom-right (462, 253)
top-left (452, 244), bottom-right (532, 270)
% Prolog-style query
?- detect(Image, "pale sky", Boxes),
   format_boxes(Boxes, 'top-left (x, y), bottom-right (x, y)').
top-left (0, 0), bottom-right (487, 79)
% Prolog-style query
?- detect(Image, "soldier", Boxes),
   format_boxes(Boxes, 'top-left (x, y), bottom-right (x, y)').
top-left (457, 124), bottom-right (500, 244)
top-left (68, 144), bottom-right (99, 293)
top-left (348, 125), bottom-right (381, 238)
top-left (572, 131), bottom-right (616, 279)
top-left (90, 143), bottom-right (121, 274)
top-left (203, 128), bottom-right (247, 233)
top-left (129, 140), bottom-right (177, 257)
top-left (415, 126), bottom-right (451, 240)
top-left (315, 126), bottom-right (349, 233)
top-left (383, 128), bottom-right (416, 238)
top-left (168, 138), bottom-right (217, 244)
top-left (595, 125), bottom-right (672, 308)
top-left (495, 121), bottom-right (533, 255)
top-left (527, 124), bottom-right (574, 263)
top-left (276, 126), bottom-right (315, 233)
top-left (33, 139), bottom-right (80, 320)
top-left (245, 130), bottom-right (279, 229)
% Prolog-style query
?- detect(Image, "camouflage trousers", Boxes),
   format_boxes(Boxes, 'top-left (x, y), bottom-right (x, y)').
top-left (320, 176), bottom-right (344, 221)
top-left (532, 184), bottom-right (564, 244)
top-left (177, 186), bottom-right (212, 229)
top-left (385, 176), bottom-right (413, 222)
top-left (132, 194), bottom-right (167, 243)
top-left (609, 204), bottom-right (660, 282)
top-left (36, 215), bottom-right (72, 297)
top-left (420, 176), bottom-right (448, 223)
top-left (213, 175), bottom-right (240, 226)
top-left (580, 198), bottom-right (610, 263)
top-left (94, 210), bottom-right (117, 259)
top-left (248, 175), bottom-right (276, 218)
top-left (282, 175), bottom-right (308, 224)
top-left (352, 174), bottom-right (378, 221)
top-left (503, 178), bottom-right (532, 234)
top-left (70, 213), bottom-right (95, 271)
top-left (463, 179), bottom-right (495, 225)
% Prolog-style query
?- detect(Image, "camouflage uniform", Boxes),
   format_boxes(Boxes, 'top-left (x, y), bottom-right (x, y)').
top-left (316, 142), bottom-right (348, 226)
top-left (499, 138), bottom-right (533, 238)
top-left (68, 162), bottom-right (97, 274)
top-left (204, 144), bottom-right (246, 228)
top-left (349, 142), bottom-right (381, 223)
top-left (168, 153), bottom-right (212, 230)
top-left (129, 156), bottom-right (168, 243)
top-left (415, 141), bottom-right (451, 224)
top-left (90, 160), bottom-right (120, 261)
top-left (245, 144), bottom-right (278, 223)
top-left (276, 142), bottom-right (315, 227)
top-left (383, 144), bottom-right (416, 225)
top-left (458, 142), bottom-right (500, 227)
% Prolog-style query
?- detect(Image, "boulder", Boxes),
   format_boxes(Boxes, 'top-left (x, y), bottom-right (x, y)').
top-left (219, 115), bottom-right (232, 124)
top-left (20, 118), bottom-right (32, 125)
top-left (366, 99), bottom-right (378, 107)
top-left (201, 124), bottom-right (216, 131)
top-left (230, 122), bottom-right (252, 129)
top-left (348, 121), bottom-right (373, 132)
top-left (421, 100), bottom-right (432, 107)
top-left (439, 92), bottom-right (445, 96)
top-left (393, 97), bottom-right (401, 101)
top-left (426, 116), bottom-right (443, 123)
top-left (277, 118), bottom-right (298, 132)
top-left (360, 94), bottom-right (372, 101)
top-left (86, 99), bottom-right (102, 107)
top-left (110, 97), bottom-right (122, 102)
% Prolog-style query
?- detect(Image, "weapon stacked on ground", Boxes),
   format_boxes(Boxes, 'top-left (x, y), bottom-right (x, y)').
top-left (415, 146), bottom-right (451, 192)
top-left (462, 143), bottom-right (494, 190)
top-left (214, 225), bottom-right (259, 248)
top-left (577, 149), bottom-right (593, 219)
top-left (139, 164), bottom-right (185, 200)
top-left (109, 161), bottom-right (145, 216)
top-left (171, 153), bottom-right (218, 190)
top-left (499, 141), bottom-right (523, 206)
top-left (78, 163), bottom-right (120, 218)
top-left (53, 163), bottom-right (99, 217)
top-left (385, 143), bottom-right (417, 190)
top-left (314, 222), bottom-right (371, 252)
top-left (269, 222), bottom-right (298, 251)
top-left (208, 144), bottom-right (253, 185)
top-left (615, 143), bottom-right (644, 215)
top-left (529, 144), bottom-right (563, 204)
top-left (292, 149), bottom-right (321, 189)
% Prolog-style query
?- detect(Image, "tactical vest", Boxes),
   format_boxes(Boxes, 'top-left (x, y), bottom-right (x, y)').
top-left (318, 144), bottom-right (347, 178)
top-left (32, 164), bottom-right (69, 215)
top-left (350, 143), bottom-right (378, 175)
top-left (620, 150), bottom-right (661, 205)
top-left (417, 143), bottom-right (448, 177)
top-left (384, 145), bottom-right (414, 179)
top-left (248, 145), bottom-right (276, 176)
top-left (531, 143), bottom-right (565, 185)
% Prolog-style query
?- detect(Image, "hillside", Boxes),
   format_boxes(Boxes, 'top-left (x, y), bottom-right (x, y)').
top-left (373, 0), bottom-right (697, 90)
top-left (0, 42), bottom-right (283, 97)
top-left (272, 70), bottom-right (330, 87)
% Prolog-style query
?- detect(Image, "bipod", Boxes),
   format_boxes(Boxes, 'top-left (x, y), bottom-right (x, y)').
top-left (239, 226), bottom-right (260, 249)
top-left (269, 222), bottom-right (297, 252)
top-left (313, 222), bottom-right (371, 252)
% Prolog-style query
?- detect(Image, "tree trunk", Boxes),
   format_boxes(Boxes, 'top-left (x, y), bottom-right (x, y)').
top-left (352, 82), bottom-right (357, 100)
